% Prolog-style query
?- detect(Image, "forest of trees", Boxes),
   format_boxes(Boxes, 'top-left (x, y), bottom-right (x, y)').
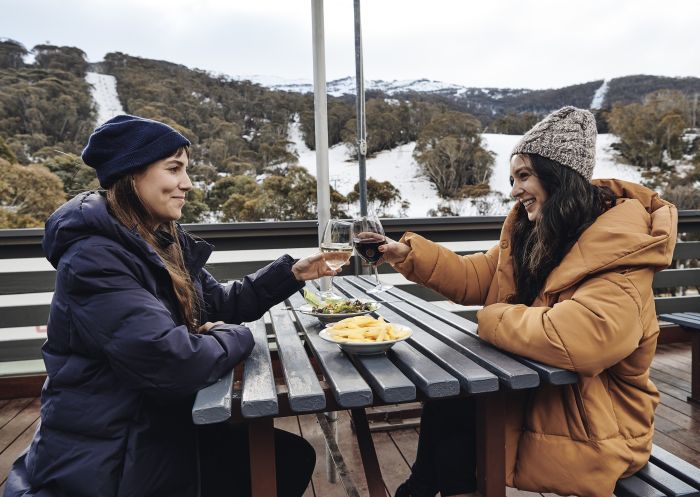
top-left (1, 37), bottom-right (699, 229)
top-left (607, 89), bottom-right (700, 209)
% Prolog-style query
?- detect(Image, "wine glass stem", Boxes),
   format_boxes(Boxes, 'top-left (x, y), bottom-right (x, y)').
top-left (372, 265), bottom-right (380, 286)
top-left (329, 275), bottom-right (335, 293)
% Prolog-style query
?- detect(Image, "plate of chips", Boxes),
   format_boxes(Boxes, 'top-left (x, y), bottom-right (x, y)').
top-left (319, 315), bottom-right (412, 355)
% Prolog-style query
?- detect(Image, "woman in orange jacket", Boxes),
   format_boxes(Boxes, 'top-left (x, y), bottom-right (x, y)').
top-left (380, 107), bottom-right (677, 497)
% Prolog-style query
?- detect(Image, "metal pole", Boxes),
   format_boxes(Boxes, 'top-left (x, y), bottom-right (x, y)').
top-left (311, 0), bottom-right (331, 293)
top-left (324, 411), bottom-right (339, 483)
top-left (354, 0), bottom-right (368, 218)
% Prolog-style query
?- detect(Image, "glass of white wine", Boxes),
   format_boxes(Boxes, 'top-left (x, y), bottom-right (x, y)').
top-left (320, 220), bottom-right (354, 299)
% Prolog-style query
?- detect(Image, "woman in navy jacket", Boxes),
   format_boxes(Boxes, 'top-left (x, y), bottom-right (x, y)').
top-left (5, 115), bottom-right (332, 497)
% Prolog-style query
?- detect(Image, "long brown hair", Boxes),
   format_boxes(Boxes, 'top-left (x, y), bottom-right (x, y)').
top-left (106, 146), bottom-right (200, 332)
top-left (510, 154), bottom-right (616, 305)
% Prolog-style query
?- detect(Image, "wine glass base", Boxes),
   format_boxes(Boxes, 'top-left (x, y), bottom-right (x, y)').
top-left (367, 284), bottom-right (393, 294)
top-left (320, 290), bottom-right (343, 300)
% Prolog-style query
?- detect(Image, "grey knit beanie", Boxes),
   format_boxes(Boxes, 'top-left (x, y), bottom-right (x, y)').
top-left (510, 106), bottom-right (596, 181)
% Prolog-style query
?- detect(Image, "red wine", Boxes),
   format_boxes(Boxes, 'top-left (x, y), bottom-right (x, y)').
top-left (353, 237), bottom-right (386, 263)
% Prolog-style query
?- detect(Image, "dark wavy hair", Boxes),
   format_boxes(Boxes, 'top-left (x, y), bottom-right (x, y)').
top-left (510, 154), bottom-right (616, 305)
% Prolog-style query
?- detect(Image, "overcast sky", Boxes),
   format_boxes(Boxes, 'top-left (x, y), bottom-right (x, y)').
top-left (2, 0), bottom-right (698, 90)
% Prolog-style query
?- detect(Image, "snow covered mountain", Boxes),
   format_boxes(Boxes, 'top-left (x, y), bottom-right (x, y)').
top-left (237, 74), bottom-right (530, 100)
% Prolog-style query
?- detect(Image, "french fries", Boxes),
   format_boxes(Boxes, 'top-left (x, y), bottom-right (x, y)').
top-left (325, 315), bottom-right (411, 343)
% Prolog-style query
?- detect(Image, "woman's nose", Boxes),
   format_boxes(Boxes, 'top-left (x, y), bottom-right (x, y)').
top-left (180, 172), bottom-right (193, 191)
top-left (510, 182), bottom-right (521, 198)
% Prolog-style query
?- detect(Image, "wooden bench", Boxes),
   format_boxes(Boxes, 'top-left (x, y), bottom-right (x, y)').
top-left (658, 312), bottom-right (700, 404)
top-left (616, 445), bottom-right (700, 497)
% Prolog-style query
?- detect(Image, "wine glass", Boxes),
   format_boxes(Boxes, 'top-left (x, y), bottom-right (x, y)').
top-left (352, 211), bottom-right (393, 294)
top-left (320, 220), bottom-right (354, 300)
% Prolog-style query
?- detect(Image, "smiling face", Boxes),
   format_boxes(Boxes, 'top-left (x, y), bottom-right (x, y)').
top-left (510, 154), bottom-right (549, 222)
top-left (133, 148), bottom-right (192, 225)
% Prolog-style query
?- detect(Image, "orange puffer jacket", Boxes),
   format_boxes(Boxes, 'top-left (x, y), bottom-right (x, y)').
top-left (394, 180), bottom-right (677, 497)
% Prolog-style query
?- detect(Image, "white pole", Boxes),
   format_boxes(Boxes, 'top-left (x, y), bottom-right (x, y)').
top-left (311, 0), bottom-right (331, 293)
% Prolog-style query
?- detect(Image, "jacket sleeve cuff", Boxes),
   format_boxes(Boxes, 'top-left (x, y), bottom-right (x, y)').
top-left (393, 232), bottom-right (439, 285)
top-left (476, 303), bottom-right (512, 347)
top-left (253, 254), bottom-right (305, 303)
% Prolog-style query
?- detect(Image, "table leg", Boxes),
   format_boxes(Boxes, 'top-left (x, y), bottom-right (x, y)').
top-left (476, 391), bottom-right (506, 497)
top-left (249, 417), bottom-right (277, 497)
top-left (350, 408), bottom-right (387, 497)
top-left (689, 333), bottom-right (700, 405)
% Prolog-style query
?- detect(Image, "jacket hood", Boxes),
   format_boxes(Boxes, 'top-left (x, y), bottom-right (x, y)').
top-left (543, 179), bottom-right (677, 294)
top-left (42, 191), bottom-right (211, 271)
top-left (501, 179), bottom-right (677, 296)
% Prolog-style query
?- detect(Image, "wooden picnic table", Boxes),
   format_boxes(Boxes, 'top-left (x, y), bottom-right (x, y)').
top-left (192, 275), bottom-right (578, 497)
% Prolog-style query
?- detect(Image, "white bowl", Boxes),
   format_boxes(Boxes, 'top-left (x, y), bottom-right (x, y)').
top-left (318, 325), bottom-right (412, 355)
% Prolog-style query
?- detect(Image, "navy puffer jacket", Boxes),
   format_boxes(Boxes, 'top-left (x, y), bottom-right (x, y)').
top-left (4, 191), bottom-right (304, 497)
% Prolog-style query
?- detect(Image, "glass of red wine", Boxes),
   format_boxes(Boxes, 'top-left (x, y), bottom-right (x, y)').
top-left (320, 219), bottom-right (354, 299)
top-left (352, 211), bottom-right (393, 294)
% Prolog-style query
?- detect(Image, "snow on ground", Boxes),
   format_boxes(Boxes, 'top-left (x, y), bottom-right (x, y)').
top-left (590, 79), bottom-right (610, 110)
top-left (289, 120), bottom-right (642, 218)
top-left (291, 120), bottom-right (440, 217)
top-left (594, 133), bottom-right (642, 183)
top-left (85, 72), bottom-right (125, 126)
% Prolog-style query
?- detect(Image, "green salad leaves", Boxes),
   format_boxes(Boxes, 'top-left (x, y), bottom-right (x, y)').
top-left (303, 289), bottom-right (376, 315)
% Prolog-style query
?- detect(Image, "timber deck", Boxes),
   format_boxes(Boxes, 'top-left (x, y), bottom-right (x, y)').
top-left (1, 342), bottom-right (698, 497)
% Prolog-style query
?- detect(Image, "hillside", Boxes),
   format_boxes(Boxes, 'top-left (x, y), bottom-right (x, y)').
top-left (1, 37), bottom-right (698, 228)
top-left (3, 37), bottom-right (699, 161)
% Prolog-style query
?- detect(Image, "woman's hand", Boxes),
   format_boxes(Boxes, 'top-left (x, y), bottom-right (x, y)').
top-left (292, 253), bottom-right (337, 281)
top-left (198, 321), bottom-right (224, 333)
top-left (377, 237), bottom-right (411, 266)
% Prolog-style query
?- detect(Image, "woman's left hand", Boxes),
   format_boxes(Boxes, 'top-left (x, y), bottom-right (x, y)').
top-left (291, 253), bottom-right (337, 281)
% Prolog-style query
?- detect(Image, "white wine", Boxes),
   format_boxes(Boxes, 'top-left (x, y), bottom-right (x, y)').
top-left (321, 243), bottom-right (353, 270)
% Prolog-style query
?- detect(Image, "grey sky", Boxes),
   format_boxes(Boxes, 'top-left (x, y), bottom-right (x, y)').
top-left (2, 0), bottom-right (698, 90)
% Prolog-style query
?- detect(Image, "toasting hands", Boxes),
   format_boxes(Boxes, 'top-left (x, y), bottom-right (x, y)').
top-left (292, 253), bottom-right (340, 281)
top-left (377, 237), bottom-right (411, 266)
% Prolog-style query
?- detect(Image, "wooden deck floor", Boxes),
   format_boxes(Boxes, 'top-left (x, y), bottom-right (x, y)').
top-left (1, 343), bottom-right (698, 496)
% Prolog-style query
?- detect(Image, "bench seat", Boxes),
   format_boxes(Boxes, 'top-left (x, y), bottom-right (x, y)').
top-left (616, 444), bottom-right (700, 497)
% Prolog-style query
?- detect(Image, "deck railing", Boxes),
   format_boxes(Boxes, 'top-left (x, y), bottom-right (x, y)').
top-left (1, 211), bottom-right (698, 377)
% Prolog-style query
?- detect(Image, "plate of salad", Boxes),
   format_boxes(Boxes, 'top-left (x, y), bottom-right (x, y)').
top-left (298, 289), bottom-right (381, 324)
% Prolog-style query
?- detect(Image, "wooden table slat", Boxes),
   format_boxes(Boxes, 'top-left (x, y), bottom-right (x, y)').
top-left (387, 342), bottom-right (460, 398)
top-left (270, 307), bottom-right (326, 413)
top-left (346, 277), bottom-right (539, 390)
top-left (305, 283), bottom-right (417, 404)
top-left (288, 292), bottom-right (373, 408)
top-left (192, 365), bottom-right (235, 425)
top-left (660, 313), bottom-right (700, 329)
top-left (347, 352), bottom-right (416, 404)
top-left (356, 276), bottom-right (578, 386)
top-left (241, 319), bottom-right (279, 418)
top-left (333, 279), bottom-right (498, 394)
top-left (319, 282), bottom-right (460, 398)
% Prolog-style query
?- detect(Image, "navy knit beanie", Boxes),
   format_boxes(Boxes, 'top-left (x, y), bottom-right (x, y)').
top-left (81, 115), bottom-right (191, 188)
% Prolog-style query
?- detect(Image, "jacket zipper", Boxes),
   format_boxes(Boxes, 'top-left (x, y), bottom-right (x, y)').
top-left (573, 384), bottom-right (592, 439)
